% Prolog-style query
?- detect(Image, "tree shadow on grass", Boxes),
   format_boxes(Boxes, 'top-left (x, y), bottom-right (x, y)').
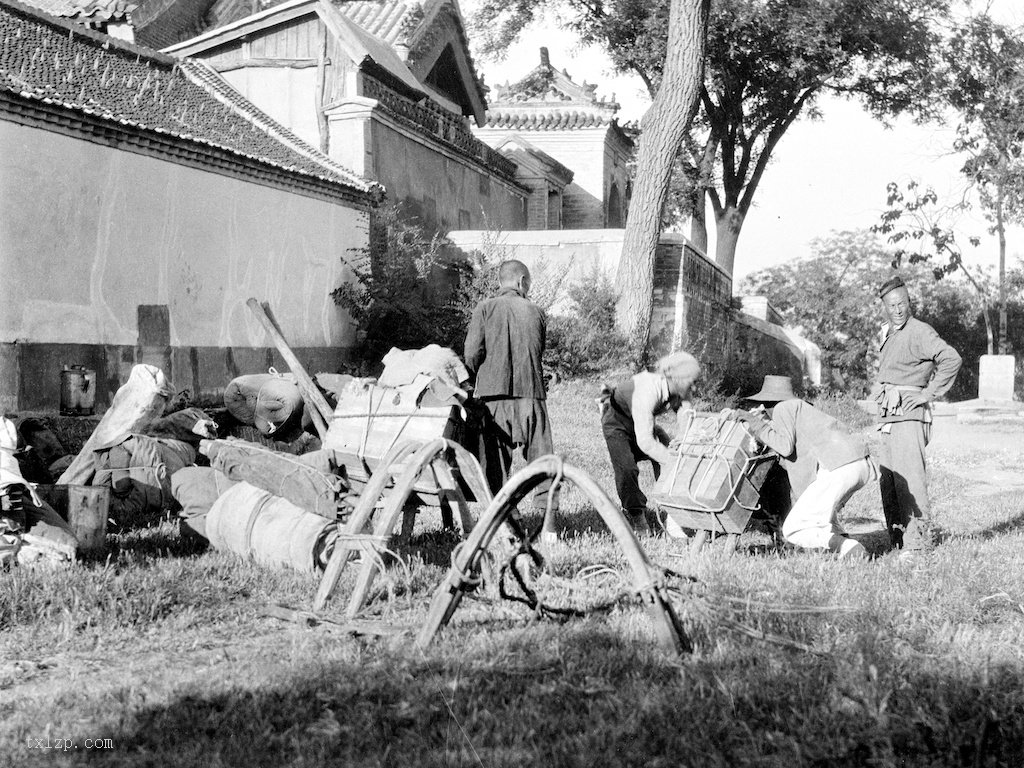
top-left (77, 520), bottom-right (209, 566)
top-left (953, 510), bottom-right (1024, 541)
top-left (26, 622), bottom-right (1024, 768)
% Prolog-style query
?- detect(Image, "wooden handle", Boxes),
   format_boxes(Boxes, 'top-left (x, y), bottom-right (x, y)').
top-left (246, 298), bottom-right (334, 439)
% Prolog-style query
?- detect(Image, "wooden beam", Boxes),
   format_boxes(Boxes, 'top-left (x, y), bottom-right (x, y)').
top-left (245, 298), bottom-right (334, 439)
top-left (215, 58), bottom-right (323, 73)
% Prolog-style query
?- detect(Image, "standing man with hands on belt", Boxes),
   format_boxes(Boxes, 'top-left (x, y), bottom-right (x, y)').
top-left (874, 276), bottom-right (961, 559)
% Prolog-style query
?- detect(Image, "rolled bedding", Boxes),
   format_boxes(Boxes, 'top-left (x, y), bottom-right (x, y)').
top-left (170, 466), bottom-right (237, 540)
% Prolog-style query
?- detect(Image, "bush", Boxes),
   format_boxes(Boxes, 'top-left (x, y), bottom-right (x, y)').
top-left (809, 389), bottom-right (876, 430)
top-left (331, 205), bottom-right (501, 370)
top-left (544, 269), bottom-right (635, 380)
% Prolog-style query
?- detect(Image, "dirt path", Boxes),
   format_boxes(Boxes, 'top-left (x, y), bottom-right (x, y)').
top-left (929, 415), bottom-right (1024, 497)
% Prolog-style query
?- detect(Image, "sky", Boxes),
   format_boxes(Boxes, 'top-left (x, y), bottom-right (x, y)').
top-left (461, 0), bottom-right (1024, 282)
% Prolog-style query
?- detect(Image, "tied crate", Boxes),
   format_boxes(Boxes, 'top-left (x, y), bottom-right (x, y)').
top-left (651, 412), bottom-right (779, 545)
top-left (324, 378), bottom-right (464, 499)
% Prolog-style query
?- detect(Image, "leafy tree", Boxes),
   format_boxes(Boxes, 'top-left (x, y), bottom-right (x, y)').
top-left (944, 14), bottom-right (1024, 354)
top-left (872, 180), bottom-right (997, 354)
top-left (471, 0), bottom-right (950, 278)
top-left (739, 229), bottom-right (997, 398)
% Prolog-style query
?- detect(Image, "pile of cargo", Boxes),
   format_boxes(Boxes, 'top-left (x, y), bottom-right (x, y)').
top-left (0, 339), bottom-right (470, 570)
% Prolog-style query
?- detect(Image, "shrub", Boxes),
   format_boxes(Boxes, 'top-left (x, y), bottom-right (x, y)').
top-left (544, 269), bottom-right (635, 380)
top-left (332, 208), bottom-right (576, 373)
top-left (331, 205), bottom-right (494, 370)
top-left (810, 389), bottom-right (876, 430)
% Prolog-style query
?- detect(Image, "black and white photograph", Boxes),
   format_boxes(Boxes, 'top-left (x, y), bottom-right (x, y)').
top-left (2, 0), bottom-right (1024, 764)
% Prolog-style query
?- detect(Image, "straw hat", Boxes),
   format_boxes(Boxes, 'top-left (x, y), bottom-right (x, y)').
top-left (744, 375), bottom-right (796, 402)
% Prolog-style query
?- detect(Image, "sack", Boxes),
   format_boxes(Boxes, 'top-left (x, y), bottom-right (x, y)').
top-left (201, 439), bottom-right (345, 519)
top-left (94, 435), bottom-right (196, 528)
top-left (58, 364), bottom-right (174, 486)
top-left (224, 373), bottom-right (304, 439)
top-left (170, 466), bottom-right (237, 540)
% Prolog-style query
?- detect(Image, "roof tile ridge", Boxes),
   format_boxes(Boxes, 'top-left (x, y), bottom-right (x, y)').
top-left (2, 0), bottom-right (173, 63)
top-left (178, 58), bottom-right (376, 192)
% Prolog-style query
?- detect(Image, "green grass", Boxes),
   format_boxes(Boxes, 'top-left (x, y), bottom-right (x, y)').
top-left (3, 385), bottom-right (1024, 766)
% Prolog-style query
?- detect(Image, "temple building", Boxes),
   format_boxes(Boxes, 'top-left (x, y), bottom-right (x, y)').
top-left (0, 0), bottom-right (377, 410)
top-left (474, 47), bottom-right (633, 230)
top-left (160, 0), bottom-right (529, 231)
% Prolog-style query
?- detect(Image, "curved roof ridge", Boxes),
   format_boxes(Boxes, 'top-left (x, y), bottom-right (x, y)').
top-left (179, 59), bottom-right (377, 192)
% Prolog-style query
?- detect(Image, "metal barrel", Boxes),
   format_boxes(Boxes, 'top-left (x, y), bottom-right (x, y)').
top-left (59, 365), bottom-right (96, 416)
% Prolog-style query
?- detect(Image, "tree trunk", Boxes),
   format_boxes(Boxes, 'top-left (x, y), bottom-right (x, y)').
top-left (614, 0), bottom-right (710, 354)
top-left (714, 205), bottom-right (745, 275)
top-left (689, 189), bottom-right (708, 254)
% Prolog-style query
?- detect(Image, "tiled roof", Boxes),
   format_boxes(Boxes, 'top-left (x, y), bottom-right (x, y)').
top-left (484, 109), bottom-right (615, 131)
top-left (483, 49), bottom-right (623, 134)
top-left (492, 134), bottom-right (573, 185)
top-left (337, 0), bottom-right (416, 44)
top-left (0, 0), bottom-right (376, 195)
top-left (23, 0), bottom-right (135, 22)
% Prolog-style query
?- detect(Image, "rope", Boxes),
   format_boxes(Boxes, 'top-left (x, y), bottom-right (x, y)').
top-left (494, 540), bottom-right (697, 620)
top-left (447, 540), bottom-right (482, 592)
top-left (544, 455), bottom-right (564, 528)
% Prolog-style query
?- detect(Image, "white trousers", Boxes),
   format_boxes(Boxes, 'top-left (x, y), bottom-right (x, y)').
top-left (782, 457), bottom-right (877, 552)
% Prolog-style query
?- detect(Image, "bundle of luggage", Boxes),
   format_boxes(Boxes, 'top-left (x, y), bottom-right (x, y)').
top-left (0, 344), bottom-right (470, 572)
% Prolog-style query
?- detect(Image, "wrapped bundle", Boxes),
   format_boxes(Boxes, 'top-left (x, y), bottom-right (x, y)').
top-left (223, 373), bottom-right (304, 439)
top-left (93, 435), bottom-right (196, 528)
top-left (206, 482), bottom-right (336, 573)
top-left (200, 439), bottom-right (345, 520)
top-left (170, 466), bottom-right (237, 539)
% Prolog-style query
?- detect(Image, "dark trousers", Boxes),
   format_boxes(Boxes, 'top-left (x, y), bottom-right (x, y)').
top-left (602, 423), bottom-right (660, 515)
top-left (475, 397), bottom-right (557, 511)
top-left (878, 419), bottom-right (932, 550)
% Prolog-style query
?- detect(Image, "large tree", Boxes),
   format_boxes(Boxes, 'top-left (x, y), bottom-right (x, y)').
top-left (472, 0), bottom-right (950, 279)
top-left (739, 229), bottom-right (996, 398)
top-left (945, 14), bottom-right (1024, 353)
top-left (612, 0), bottom-right (710, 347)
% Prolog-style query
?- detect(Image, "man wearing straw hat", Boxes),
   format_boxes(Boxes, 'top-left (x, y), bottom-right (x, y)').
top-left (874, 276), bottom-right (961, 557)
top-left (731, 375), bottom-right (874, 559)
top-left (598, 351), bottom-right (702, 536)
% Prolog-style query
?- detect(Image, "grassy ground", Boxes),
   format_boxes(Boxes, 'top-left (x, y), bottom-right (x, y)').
top-left (3, 384), bottom-right (1024, 767)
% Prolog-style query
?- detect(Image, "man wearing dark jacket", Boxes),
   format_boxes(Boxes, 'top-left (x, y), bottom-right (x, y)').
top-left (464, 260), bottom-right (557, 533)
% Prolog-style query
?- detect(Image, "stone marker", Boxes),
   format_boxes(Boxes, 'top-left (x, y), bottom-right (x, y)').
top-left (978, 354), bottom-right (1016, 401)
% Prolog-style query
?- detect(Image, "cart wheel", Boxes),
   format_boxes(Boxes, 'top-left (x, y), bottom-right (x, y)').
top-left (690, 529), bottom-right (708, 554)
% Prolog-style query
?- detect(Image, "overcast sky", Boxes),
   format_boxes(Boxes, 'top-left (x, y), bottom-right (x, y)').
top-left (463, 0), bottom-right (1024, 282)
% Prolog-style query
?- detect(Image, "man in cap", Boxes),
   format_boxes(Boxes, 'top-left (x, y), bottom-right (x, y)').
top-left (729, 375), bottom-right (874, 558)
top-left (464, 260), bottom-right (559, 537)
top-left (598, 351), bottom-right (702, 535)
top-left (874, 276), bottom-right (961, 557)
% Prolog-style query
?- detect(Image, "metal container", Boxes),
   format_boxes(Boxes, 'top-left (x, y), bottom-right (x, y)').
top-left (60, 365), bottom-right (95, 416)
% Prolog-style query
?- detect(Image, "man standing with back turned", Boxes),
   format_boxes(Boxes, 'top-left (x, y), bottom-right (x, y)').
top-left (875, 276), bottom-right (961, 559)
top-left (464, 260), bottom-right (558, 537)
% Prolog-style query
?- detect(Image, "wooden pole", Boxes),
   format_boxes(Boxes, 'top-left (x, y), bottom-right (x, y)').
top-left (246, 298), bottom-right (333, 439)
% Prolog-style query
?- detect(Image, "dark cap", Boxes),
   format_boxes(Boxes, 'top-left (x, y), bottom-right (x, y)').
top-left (878, 275), bottom-right (906, 298)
